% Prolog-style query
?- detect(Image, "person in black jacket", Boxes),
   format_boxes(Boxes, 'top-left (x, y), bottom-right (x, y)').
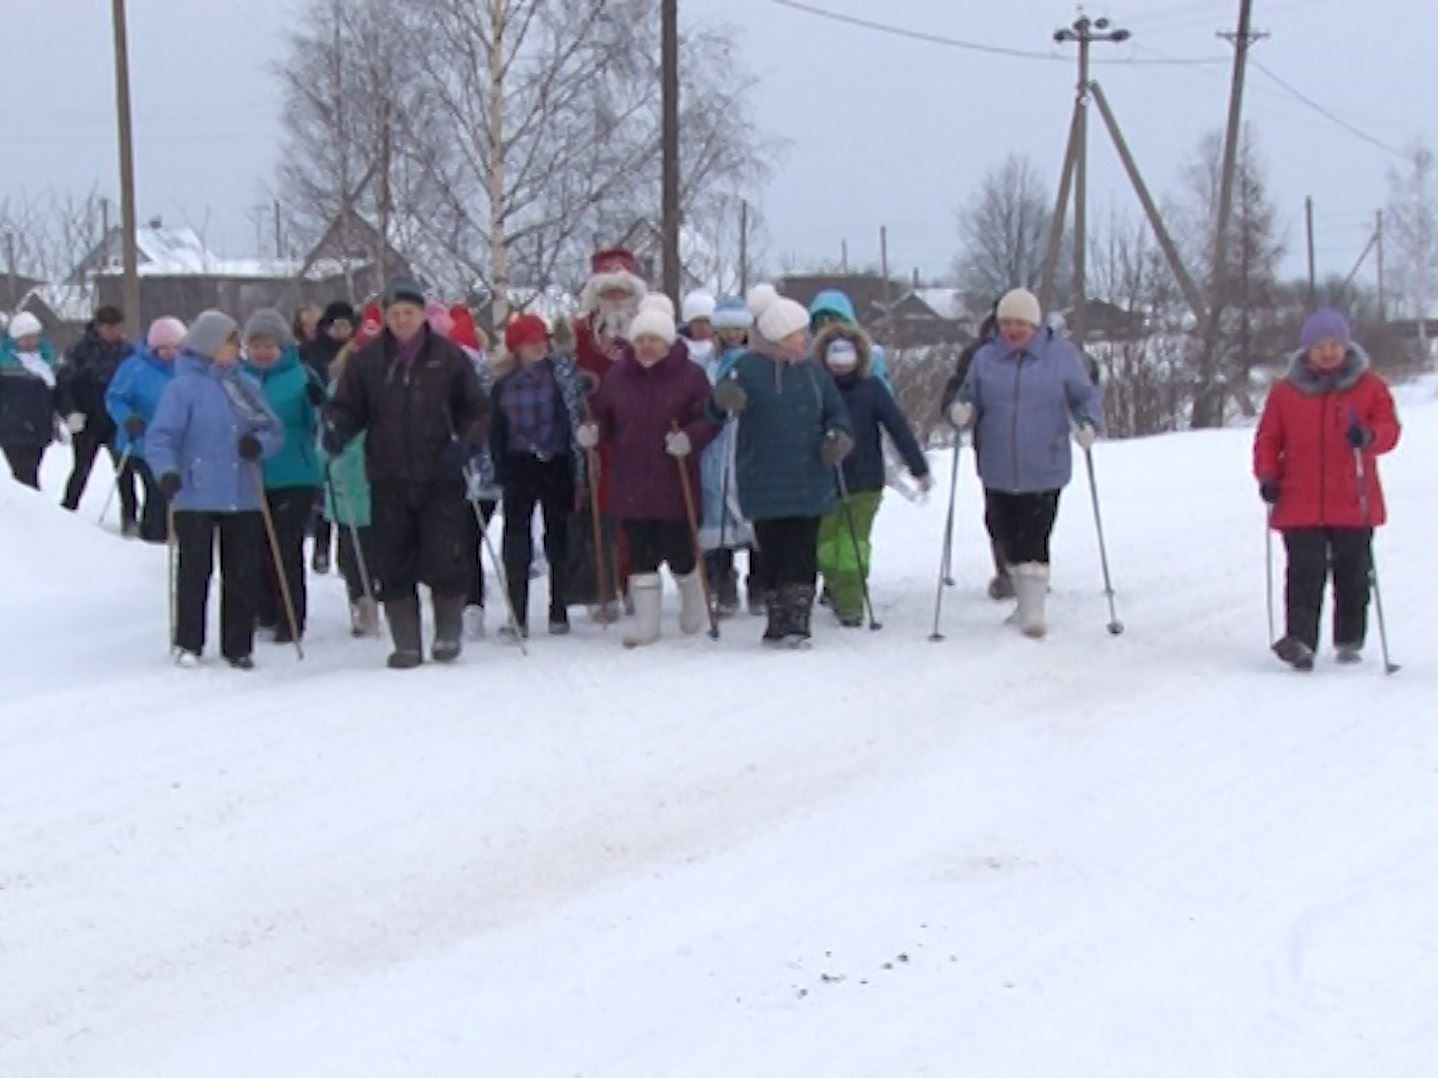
top-left (300, 300), bottom-right (356, 573)
top-left (817, 323), bottom-right (930, 627)
top-left (323, 277), bottom-right (490, 669)
top-left (57, 306), bottom-right (137, 527)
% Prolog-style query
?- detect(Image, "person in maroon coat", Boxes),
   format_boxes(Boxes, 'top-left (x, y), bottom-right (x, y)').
top-left (1253, 308), bottom-right (1401, 671)
top-left (580, 296), bottom-right (719, 647)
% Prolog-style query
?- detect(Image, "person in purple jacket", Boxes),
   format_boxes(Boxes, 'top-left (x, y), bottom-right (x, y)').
top-left (948, 288), bottom-right (1102, 639)
top-left (579, 295), bottom-right (719, 647)
top-left (146, 310), bottom-right (283, 669)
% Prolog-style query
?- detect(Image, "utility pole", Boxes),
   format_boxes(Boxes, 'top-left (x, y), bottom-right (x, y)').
top-left (660, 0), bottom-right (681, 304)
top-left (879, 225), bottom-right (892, 345)
top-left (273, 199), bottom-right (283, 261)
top-left (738, 198), bottom-right (749, 295)
top-left (1192, 0), bottom-right (1261, 428)
top-left (841, 239), bottom-right (849, 273)
top-left (1305, 196), bottom-right (1316, 309)
top-left (5, 232), bottom-right (15, 311)
top-left (1053, 13), bottom-right (1129, 349)
top-left (110, 0), bottom-right (140, 327)
top-left (1376, 209), bottom-right (1385, 321)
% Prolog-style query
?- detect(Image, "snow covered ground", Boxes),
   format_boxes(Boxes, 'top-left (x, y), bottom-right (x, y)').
top-left (4, 385), bottom-right (1437, 1076)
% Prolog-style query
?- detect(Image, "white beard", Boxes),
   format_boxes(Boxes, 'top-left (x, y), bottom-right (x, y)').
top-left (593, 297), bottom-right (639, 342)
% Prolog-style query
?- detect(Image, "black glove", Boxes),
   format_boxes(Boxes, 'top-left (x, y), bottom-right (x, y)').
top-left (237, 434), bottom-right (263, 461)
top-left (159, 472), bottom-right (182, 498)
top-left (714, 378), bottom-right (748, 415)
top-left (820, 429), bottom-right (855, 466)
top-left (320, 420), bottom-right (348, 456)
top-left (1259, 479), bottom-right (1281, 505)
top-left (1345, 422), bottom-right (1373, 449)
top-left (124, 415), bottom-right (145, 438)
top-left (305, 381), bottom-right (327, 407)
top-left (438, 439), bottom-right (476, 474)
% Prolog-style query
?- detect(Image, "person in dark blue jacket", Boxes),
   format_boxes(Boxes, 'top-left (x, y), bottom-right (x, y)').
top-left (816, 323), bottom-right (931, 627)
top-left (105, 317), bottom-right (183, 541)
top-left (147, 310), bottom-right (283, 669)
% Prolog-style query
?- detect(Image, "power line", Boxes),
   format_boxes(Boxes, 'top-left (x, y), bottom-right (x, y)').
top-left (768, 0), bottom-right (1227, 65)
top-left (1249, 59), bottom-right (1405, 159)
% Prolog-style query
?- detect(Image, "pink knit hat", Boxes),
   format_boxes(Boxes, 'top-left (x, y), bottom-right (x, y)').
top-left (426, 299), bottom-right (454, 339)
top-left (147, 316), bottom-right (187, 350)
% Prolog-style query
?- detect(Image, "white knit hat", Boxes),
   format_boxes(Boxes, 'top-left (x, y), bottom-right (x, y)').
top-left (996, 287), bottom-right (1042, 327)
top-left (757, 298), bottom-right (810, 344)
top-left (628, 305), bottom-right (677, 346)
top-left (638, 292), bottom-right (676, 321)
top-left (746, 283), bottom-right (779, 318)
top-left (7, 311), bottom-right (42, 339)
top-left (681, 290), bottom-right (716, 324)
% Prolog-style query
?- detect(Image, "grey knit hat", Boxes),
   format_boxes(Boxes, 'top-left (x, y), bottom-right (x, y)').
top-left (242, 307), bottom-right (295, 348)
top-left (384, 275), bottom-right (426, 308)
top-left (184, 310), bottom-right (240, 360)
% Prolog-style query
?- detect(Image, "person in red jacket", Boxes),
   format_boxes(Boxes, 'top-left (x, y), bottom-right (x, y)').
top-left (1254, 308), bottom-right (1401, 671)
top-left (579, 296), bottom-right (718, 647)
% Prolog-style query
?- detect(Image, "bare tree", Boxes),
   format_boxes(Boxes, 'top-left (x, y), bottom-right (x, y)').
top-left (954, 153), bottom-right (1056, 302)
top-left (1385, 138), bottom-right (1437, 363)
top-left (1, 186), bottom-right (107, 307)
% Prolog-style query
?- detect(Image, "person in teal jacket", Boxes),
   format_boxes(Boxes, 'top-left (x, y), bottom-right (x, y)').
top-left (318, 340), bottom-right (379, 636)
top-left (242, 308), bottom-right (323, 642)
top-left (809, 289), bottom-right (891, 389)
top-left (711, 285), bottom-right (853, 648)
top-left (0, 312), bottom-right (60, 489)
top-left (105, 316), bottom-right (184, 541)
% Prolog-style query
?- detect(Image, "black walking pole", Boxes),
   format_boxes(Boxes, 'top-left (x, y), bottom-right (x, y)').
top-left (930, 439), bottom-right (962, 641)
top-left (1352, 439), bottom-right (1399, 675)
top-left (834, 466), bottom-right (882, 631)
top-left (464, 463), bottom-right (528, 657)
top-left (1082, 445), bottom-right (1124, 636)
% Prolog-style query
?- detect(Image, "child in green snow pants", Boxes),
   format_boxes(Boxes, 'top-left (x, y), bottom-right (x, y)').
top-left (817, 489), bottom-right (882, 620)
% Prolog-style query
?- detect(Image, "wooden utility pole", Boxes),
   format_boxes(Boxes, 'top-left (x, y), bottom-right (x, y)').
top-left (1305, 196), bottom-right (1316, 309)
top-left (660, 0), bottom-right (681, 304)
top-left (5, 232), bottom-right (16, 311)
top-left (1376, 209), bottom-right (1386, 321)
top-left (1052, 14), bottom-right (1129, 348)
top-left (273, 199), bottom-right (283, 260)
top-left (738, 198), bottom-right (749, 295)
top-left (879, 225), bottom-right (892, 344)
top-left (1192, 0), bottom-right (1259, 428)
top-left (110, 0), bottom-right (141, 326)
top-left (1039, 106), bottom-right (1081, 314)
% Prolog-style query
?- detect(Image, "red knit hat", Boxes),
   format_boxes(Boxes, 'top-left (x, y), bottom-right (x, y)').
top-left (448, 304), bottom-right (480, 351)
top-left (505, 313), bottom-right (549, 353)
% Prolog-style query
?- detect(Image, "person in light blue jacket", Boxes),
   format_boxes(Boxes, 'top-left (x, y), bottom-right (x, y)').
top-left (949, 288), bottom-right (1102, 639)
top-left (105, 316), bottom-right (183, 542)
top-left (147, 310), bottom-right (283, 669)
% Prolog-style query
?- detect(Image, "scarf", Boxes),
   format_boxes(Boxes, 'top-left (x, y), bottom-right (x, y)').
top-left (12, 350), bottom-right (55, 388)
top-left (218, 365), bottom-right (275, 429)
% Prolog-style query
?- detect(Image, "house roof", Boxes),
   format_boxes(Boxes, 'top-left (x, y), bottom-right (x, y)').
top-left (78, 224), bottom-right (300, 280)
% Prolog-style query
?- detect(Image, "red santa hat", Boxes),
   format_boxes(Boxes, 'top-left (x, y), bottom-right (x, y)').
top-left (580, 246), bottom-right (647, 314)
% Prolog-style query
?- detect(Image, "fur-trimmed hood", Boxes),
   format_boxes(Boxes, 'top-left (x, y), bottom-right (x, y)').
top-left (1284, 342), bottom-right (1371, 396)
top-left (579, 268), bottom-right (647, 315)
top-left (813, 322), bottom-right (873, 376)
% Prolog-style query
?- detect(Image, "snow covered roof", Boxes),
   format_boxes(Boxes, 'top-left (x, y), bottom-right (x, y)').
top-left (910, 287), bottom-right (969, 321)
top-left (32, 283), bottom-right (94, 322)
top-left (82, 225), bottom-right (300, 280)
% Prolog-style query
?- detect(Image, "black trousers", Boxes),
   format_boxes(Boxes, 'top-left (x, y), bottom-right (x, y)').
top-left (985, 489), bottom-right (1062, 566)
top-left (256, 487), bottom-right (316, 635)
top-left (372, 480), bottom-right (471, 603)
top-left (63, 425), bottom-right (135, 521)
top-left (129, 458), bottom-right (168, 543)
top-left (173, 510), bottom-right (261, 659)
top-left (753, 517), bottom-right (821, 591)
top-left (336, 522), bottom-right (378, 602)
top-left (1283, 527), bottom-right (1373, 651)
top-left (3, 445), bottom-right (44, 489)
top-left (982, 500), bottom-right (1010, 577)
top-left (500, 453), bottom-right (573, 620)
top-left (462, 498), bottom-right (498, 607)
top-left (624, 518), bottom-right (696, 576)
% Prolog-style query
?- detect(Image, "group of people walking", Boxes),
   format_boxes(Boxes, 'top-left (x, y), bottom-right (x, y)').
top-left (0, 249), bottom-right (1403, 675)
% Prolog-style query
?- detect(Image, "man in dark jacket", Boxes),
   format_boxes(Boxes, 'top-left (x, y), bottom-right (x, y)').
top-left (58, 306), bottom-right (136, 528)
top-left (324, 277), bottom-right (490, 669)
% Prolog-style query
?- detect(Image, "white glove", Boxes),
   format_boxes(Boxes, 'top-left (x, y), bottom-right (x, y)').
top-left (576, 422), bottom-right (600, 450)
top-left (947, 400), bottom-right (973, 428)
top-left (1073, 424), bottom-right (1097, 450)
top-left (65, 412), bottom-right (86, 434)
top-left (665, 430), bottom-right (691, 458)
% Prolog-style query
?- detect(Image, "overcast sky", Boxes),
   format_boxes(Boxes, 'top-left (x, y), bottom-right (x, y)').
top-left (4, 0), bottom-right (1433, 291)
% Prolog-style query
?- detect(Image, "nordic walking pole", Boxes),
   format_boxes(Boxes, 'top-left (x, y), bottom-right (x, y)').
top-left (323, 458), bottom-right (375, 632)
top-left (464, 465), bottom-right (528, 657)
top-left (1352, 437), bottom-right (1399, 675)
top-left (673, 421), bottom-right (720, 640)
top-left (584, 446), bottom-right (611, 629)
top-left (835, 465), bottom-right (881, 631)
top-left (255, 472), bottom-right (305, 661)
top-left (1264, 507), bottom-right (1276, 646)
top-left (1082, 445), bottom-right (1125, 636)
top-left (930, 437), bottom-right (962, 641)
top-left (167, 503), bottom-right (177, 654)
top-left (97, 443), bottom-right (134, 527)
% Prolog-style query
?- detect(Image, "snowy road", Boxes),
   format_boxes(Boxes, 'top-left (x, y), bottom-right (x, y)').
top-left (3, 390), bottom-right (1436, 1075)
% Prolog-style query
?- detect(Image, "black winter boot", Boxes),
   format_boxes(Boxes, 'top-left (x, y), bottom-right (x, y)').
top-left (432, 593), bottom-right (465, 663)
top-left (761, 589), bottom-right (787, 646)
top-left (385, 597), bottom-right (424, 670)
top-left (783, 584), bottom-right (816, 649)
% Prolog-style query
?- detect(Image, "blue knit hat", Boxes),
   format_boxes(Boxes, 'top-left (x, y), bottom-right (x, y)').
top-left (711, 294), bottom-right (753, 331)
top-left (1300, 308), bottom-right (1350, 350)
